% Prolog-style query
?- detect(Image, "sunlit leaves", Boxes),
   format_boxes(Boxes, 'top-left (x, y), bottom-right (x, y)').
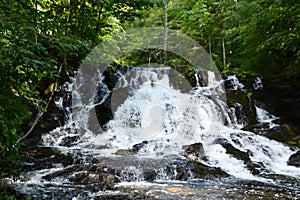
top-left (135, 0), bottom-right (299, 76)
top-left (230, 0), bottom-right (300, 76)
top-left (0, 0), bottom-right (154, 176)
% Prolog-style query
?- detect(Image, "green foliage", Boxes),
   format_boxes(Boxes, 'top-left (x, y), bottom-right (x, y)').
top-left (0, 187), bottom-right (31, 200)
top-left (0, 2), bottom-right (90, 178)
top-left (131, 0), bottom-right (300, 77)
top-left (119, 49), bottom-right (191, 67)
top-left (0, 0), bottom-right (155, 177)
top-left (0, 84), bottom-right (30, 177)
top-left (226, 0), bottom-right (300, 76)
top-left (0, 192), bottom-right (16, 200)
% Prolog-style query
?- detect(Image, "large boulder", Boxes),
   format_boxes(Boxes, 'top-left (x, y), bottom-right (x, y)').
top-left (287, 151), bottom-right (300, 167)
top-left (188, 161), bottom-right (229, 179)
top-left (115, 141), bottom-right (149, 156)
top-left (253, 77), bottom-right (300, 127)
top-left (214, 138), bottom-right (263, 175)
top-left (226, 89), bottom-right (257, 129)
top-left (95, 65), bottom-right (131, 128)
top-left (163, 159), bottom-right (229, 180)
top-left (253, 76), bottom-right (300, 147)
top-left (20, 146), bottom-right (74, 172)
top-left (182, 143), bottom-right (206, 161)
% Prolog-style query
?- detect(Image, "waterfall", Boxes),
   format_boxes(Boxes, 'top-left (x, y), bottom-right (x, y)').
top-left (7, 66), bottom-right (300, 199)
top-left (41, 67), bottom-right (299, 181)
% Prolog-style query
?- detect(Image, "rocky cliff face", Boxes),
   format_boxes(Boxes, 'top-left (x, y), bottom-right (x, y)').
top-left (253, 77), bottom-right (300, 128)
top-left (252, 76), bottom-right (300, 147)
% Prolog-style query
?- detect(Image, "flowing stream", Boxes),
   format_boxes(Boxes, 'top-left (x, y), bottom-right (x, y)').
top-left (9, 67), bottom-right (300, 199)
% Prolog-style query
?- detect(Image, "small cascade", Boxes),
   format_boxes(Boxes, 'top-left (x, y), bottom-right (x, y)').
top-left (253, 77), bottom-right (263, 90)
top-left (226, 74), bottom-right (245, 91)
top-left (255, 106), bottom-right (279, 130)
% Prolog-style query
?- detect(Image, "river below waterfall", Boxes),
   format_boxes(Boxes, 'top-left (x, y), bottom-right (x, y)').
top-left (5, 67), bottom-right (300, 199)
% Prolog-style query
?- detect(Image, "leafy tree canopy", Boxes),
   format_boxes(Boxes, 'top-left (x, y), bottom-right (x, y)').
top-left (0, 0), bottom-right (154, 177)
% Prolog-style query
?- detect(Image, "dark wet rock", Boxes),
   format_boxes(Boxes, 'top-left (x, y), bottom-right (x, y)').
top-left (188, 161), bottom-right (229, 179)
top-left (94, 194), bottom-right (131, 200)
top-left (164, 159), bottom-right (229, 180)
top-left (195, 70), bottom-right (209, 87)
top-left (87, 163), bottom-right (120, 174)
top-left (164, 160), bottom-right (191, 180)
top-left (95, 99), bottom-right (113, 129)
top-left (253, 77), bottom-right (300, 127)
top-left (259, 124), bottom-right (300, 148)
top-left (60, 135), bottom-right (81, 147)
top-left (142, 171), bottom-right (157, 182)
top-left (182, 143), bottom-right (206, 160)
top-left (252, 76), bottom-right (300, 145)
top-left (224, 75), bottom-right (300, 148)
top-left (86, 158), bottom-right (229, 182)
top-left (95, 65), bottom-right (132, 128)
top-left (21, 85), bottom-right (72, 146)
top-left (131, 141), bottom-right (148, 154)
top-left (70, 172), bottom-right (118, 190)
top-left (115, 149), bottom-right (132, 156)
top-left (214, 138), bottom-right (250, 162)
top-left (287, 151), bottom-right (300, 167)
top-left (20, 146), bottom-right (73, 172)
top-left (42, 162), bottom-right (121, 191)
top-left (102, 65), bottom-right (131, 90)
top-left (214, 138), bottom-right (262, 174)
top-left (42, 165), bottom-right (80, 181)
top-left (224, 75), bottom-right (300, 146)
top-left (115, 141), bottom-right (149, 156)
top-left (226, 89), bottom-right (257, 129)
top-left (22, 104), bottom-right (64, 146)
top-left (169, 66), bottom-right (196, 91)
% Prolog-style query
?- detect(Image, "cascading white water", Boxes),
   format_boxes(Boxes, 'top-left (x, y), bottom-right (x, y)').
top-left (226, 74), bottom-right (245, 91)
top-left (41, 67), bottom-right (300, 182)
top-left (255, 106), bottom-right (279, 129)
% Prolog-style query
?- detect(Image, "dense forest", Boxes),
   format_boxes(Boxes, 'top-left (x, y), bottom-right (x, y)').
top-left (0, 0), bottom-right (299, 185)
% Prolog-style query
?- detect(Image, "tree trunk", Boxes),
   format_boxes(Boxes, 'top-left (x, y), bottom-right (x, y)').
top-left (78, 0), bottom-right (86, 33)
top-left (163, 0), bottom-right (168, 64)
top-left (221, 29), bottom-right (226, 68)
top-left (209, 35), bottom-right (213, 67)
top-left (95, 4), bottom-right (103, 32)
top-left (35, 0), bottom-right (38, 28)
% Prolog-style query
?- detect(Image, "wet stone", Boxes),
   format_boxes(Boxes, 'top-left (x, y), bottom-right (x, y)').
top-left (60, 135), bottom-right (80, 147)
top-left (131, 141), bottom-right (148, 154)
top-left (115, 149), bottom-right (132, 156)
top-left (188, 161), bottom-right (229, 179)
top-left (42, 165), bottom-right (80, 181)
top-left (142, 171), bottom-right (157, 182)
top-left (69, 172), bottom-right (118, 190)
top-left (164, 159), bottom-right (229, 180)
top-left (287, 150), bottom-right (300, 167)
top-left (226, 89), bottom-right (257, 129)
top-left (94, 193), bottom-right (131, 200)
top-left (214, 138), bottom-right (250, 162)
top-left (213, 138), bottom-right (263, 174)
top-left (20, 146), bottom-right (74, 171)
top-left (182, 142), bottom-right (206, 161)
top-left (115, 141), bottom-right (149, 156)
